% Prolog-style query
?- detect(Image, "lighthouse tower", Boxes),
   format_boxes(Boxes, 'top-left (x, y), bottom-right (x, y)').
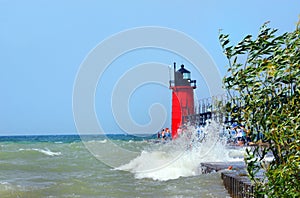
top-left (169, 62), bottom-right (196, 139)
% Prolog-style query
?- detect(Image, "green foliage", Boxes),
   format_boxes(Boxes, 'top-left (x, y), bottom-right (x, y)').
top-left (219, 21), bottom-right (300, 197)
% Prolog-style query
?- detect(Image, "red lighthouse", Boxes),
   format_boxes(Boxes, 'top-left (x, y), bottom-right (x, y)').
top-left (169, 63), bottom-right (196, 139)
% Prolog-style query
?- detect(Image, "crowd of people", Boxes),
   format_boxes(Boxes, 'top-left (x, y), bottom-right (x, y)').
top-left (226, 123), bottom-right (252, 146)
top-left (157, 128), bottom-right (172, 141)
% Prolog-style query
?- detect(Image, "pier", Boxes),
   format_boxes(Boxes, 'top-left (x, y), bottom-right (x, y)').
top-left (200, 162), bottom-right (255, 198)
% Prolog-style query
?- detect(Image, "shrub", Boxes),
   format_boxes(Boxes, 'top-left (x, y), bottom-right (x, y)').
top-left (219, 21), bottom-right (300, 197)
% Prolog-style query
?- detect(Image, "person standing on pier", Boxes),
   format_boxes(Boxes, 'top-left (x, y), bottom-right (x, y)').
top-left (230, 124), bottom-right (238, 144)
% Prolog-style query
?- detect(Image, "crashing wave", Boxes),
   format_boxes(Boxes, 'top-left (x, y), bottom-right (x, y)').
top-left (117, 120), bottom-right (241, 181)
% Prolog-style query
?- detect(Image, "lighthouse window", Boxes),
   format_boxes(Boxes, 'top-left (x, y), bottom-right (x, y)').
top-left (183, 73), bottom-right (191, 80)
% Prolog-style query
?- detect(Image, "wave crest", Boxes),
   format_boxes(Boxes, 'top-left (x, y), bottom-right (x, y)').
top-left (19, 148), bottom-right (62, 156)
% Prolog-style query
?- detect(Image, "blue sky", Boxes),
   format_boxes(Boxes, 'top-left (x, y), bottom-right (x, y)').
top-left (1, 0), bottom-right (299, 135)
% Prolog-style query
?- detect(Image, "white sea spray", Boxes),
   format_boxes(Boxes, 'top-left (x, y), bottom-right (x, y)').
top-left (117, 120), bottom-right (242, 181)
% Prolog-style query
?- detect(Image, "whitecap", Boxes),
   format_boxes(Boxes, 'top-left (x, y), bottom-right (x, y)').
top-left (0, 181), bottom-right (13, 191)
top-left (85, 139), bottom-right (107, 144)
top-left (99, 139), bottom-right (107, 143)
top-left (19, 148), bottom-right (62, 156)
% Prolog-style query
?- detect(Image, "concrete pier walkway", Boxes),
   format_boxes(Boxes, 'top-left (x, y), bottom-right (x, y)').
top-left (200, 162), bottom-right (255, 198)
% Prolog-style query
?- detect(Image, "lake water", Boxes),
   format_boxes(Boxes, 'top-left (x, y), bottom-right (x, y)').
top-left (0, 124), bottom-right (244, 197)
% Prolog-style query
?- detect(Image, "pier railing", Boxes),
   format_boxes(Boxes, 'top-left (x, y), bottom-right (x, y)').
top-left (183, 94), bottom-right (237, 126)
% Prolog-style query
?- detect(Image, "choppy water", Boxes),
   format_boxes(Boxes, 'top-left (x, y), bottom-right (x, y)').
top-left (0, 123), bottom-right (244, 197)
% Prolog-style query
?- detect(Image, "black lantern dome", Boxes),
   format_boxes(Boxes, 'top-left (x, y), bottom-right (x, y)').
top-left (177, 64), bottom-right (191, 80)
